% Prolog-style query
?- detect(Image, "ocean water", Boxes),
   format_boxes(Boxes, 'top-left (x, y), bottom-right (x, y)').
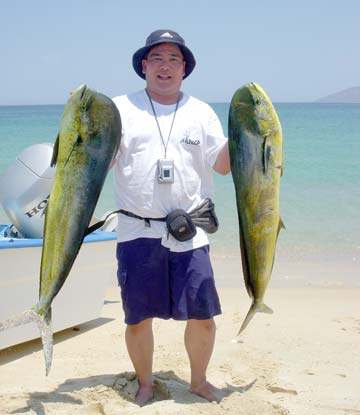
top-left (0, 102), bottom-right (359, 285)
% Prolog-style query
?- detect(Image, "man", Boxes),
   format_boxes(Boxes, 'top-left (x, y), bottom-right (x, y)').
top-left (112, 29), bottom-right (230, 406)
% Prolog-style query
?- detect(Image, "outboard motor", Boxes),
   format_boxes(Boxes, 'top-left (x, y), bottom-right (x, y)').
top-left (0, 143), bottom-right (55, 238)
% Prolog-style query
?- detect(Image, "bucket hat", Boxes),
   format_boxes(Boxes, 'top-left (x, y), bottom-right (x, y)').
top-left (132, 29), bottom-right (196, 79)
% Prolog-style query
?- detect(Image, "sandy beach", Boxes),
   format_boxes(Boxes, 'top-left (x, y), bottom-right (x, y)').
top-left (0, 255), bottom-right (359, 415)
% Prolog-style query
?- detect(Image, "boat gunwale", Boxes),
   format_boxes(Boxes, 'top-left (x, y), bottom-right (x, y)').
top-left (0, 224), bottom-right (117, 249)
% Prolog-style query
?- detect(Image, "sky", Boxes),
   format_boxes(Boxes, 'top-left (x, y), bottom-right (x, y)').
top-left (1, 0), bottom-right (359, 105)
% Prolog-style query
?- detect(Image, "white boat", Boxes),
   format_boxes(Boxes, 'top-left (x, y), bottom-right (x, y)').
top-left (0, 143), bottom-right (118, 350)
top-left (0, 225), bottom-right (117, 350)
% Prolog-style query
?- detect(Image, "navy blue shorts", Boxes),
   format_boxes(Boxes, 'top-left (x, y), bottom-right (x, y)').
top-left (116, 238), bottom-right (222, 325)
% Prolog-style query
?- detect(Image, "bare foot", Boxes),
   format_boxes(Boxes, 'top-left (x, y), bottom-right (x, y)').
top-left (190, 381), bottom-right (226, 403)
top-left (135, 384), bottom-right (154, 407)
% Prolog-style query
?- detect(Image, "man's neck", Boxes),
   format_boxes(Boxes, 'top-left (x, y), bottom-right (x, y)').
top-left (145, 88), bottom-right (181, 105)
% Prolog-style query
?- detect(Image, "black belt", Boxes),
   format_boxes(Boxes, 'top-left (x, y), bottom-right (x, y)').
top-left (84, 198), bottom-right (218, 237)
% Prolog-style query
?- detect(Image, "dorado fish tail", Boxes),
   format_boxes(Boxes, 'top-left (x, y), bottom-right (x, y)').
top-left (0, 309), bottom-right (37, 331)
top-left (37, 308), bottom-right (53, 376)
top-left (237, 301), bottom-right (273, 336)
top-left (0, 307), bottom-right (53, 375)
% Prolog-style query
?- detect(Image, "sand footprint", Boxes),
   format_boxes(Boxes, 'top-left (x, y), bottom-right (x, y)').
top-left (113, 371), bottom-right (171, 405)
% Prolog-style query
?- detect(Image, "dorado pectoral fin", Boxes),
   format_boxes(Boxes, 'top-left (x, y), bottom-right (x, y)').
top-left (279, 217), bottom-right (285, 230)
top-left (277, 217), bottom-right (285, 240)
top-left (262, 135), bottom-right (272, 175)
top-left (50, 134), bottom-right (60, 167)
top-left (237, 301), bottom-right (273, 336)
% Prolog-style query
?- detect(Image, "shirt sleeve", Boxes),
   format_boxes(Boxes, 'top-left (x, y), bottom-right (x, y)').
top-left (204, 105), bottom-right (228, 168)
top-left (112, 95), bottom-right (126, 159)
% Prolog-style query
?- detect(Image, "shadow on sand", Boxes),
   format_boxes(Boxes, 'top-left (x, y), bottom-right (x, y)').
top-left (0, 317), bottom-right (114, 365)
top-left (12, 370), bottom-right (257, 414)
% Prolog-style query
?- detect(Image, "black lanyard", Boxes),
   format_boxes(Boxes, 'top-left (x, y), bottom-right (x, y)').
top-left (145, 89), bottom-right (180, 158)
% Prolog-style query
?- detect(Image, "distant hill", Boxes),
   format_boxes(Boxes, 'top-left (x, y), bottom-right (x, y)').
top-left (316, 87), bottom-right (360, 103)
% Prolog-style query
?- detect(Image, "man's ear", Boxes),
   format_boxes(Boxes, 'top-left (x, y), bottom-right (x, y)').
top-left (142, 59), bottom-right (147, 74)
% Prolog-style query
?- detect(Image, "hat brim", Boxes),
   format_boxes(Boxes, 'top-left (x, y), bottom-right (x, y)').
top-left (132, 40), bottom-right (196, 80)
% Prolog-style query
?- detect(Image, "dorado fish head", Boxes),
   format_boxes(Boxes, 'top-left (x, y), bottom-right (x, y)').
top-left (229, 82), bottom-right (281, 142)
top-left (53, 85), bottom-right (121, 168)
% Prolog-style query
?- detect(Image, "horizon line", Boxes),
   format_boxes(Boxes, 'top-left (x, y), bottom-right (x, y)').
top-left (2, 101), bottom-right (359, 107)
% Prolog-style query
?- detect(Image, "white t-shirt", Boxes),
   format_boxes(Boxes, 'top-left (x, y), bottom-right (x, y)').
top-left (112, 89), bottom-right (227, 252)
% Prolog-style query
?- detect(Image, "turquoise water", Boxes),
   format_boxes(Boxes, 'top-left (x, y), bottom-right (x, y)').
top-left (1, 102), bottom-right (359, 284)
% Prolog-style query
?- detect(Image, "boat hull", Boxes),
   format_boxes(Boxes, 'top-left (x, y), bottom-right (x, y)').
top-left (0, 227), bottom-right (117, 350)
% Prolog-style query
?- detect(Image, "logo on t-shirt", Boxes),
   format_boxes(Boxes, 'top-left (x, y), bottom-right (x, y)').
top-left (180, 136), bottom-right (200, 146)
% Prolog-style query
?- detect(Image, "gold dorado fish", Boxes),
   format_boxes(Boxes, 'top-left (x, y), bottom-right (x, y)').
top-left (228, 82), bottom-right (284, 334)
top-left (0, 85), bottom-right (121, 374)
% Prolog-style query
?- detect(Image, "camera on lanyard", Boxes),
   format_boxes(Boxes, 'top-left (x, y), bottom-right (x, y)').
top-left (157, 159), bottom-right (174, 183)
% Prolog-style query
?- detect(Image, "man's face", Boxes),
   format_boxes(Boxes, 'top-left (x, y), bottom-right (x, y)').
top-left (142, 43), bottom-right (186, 102)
